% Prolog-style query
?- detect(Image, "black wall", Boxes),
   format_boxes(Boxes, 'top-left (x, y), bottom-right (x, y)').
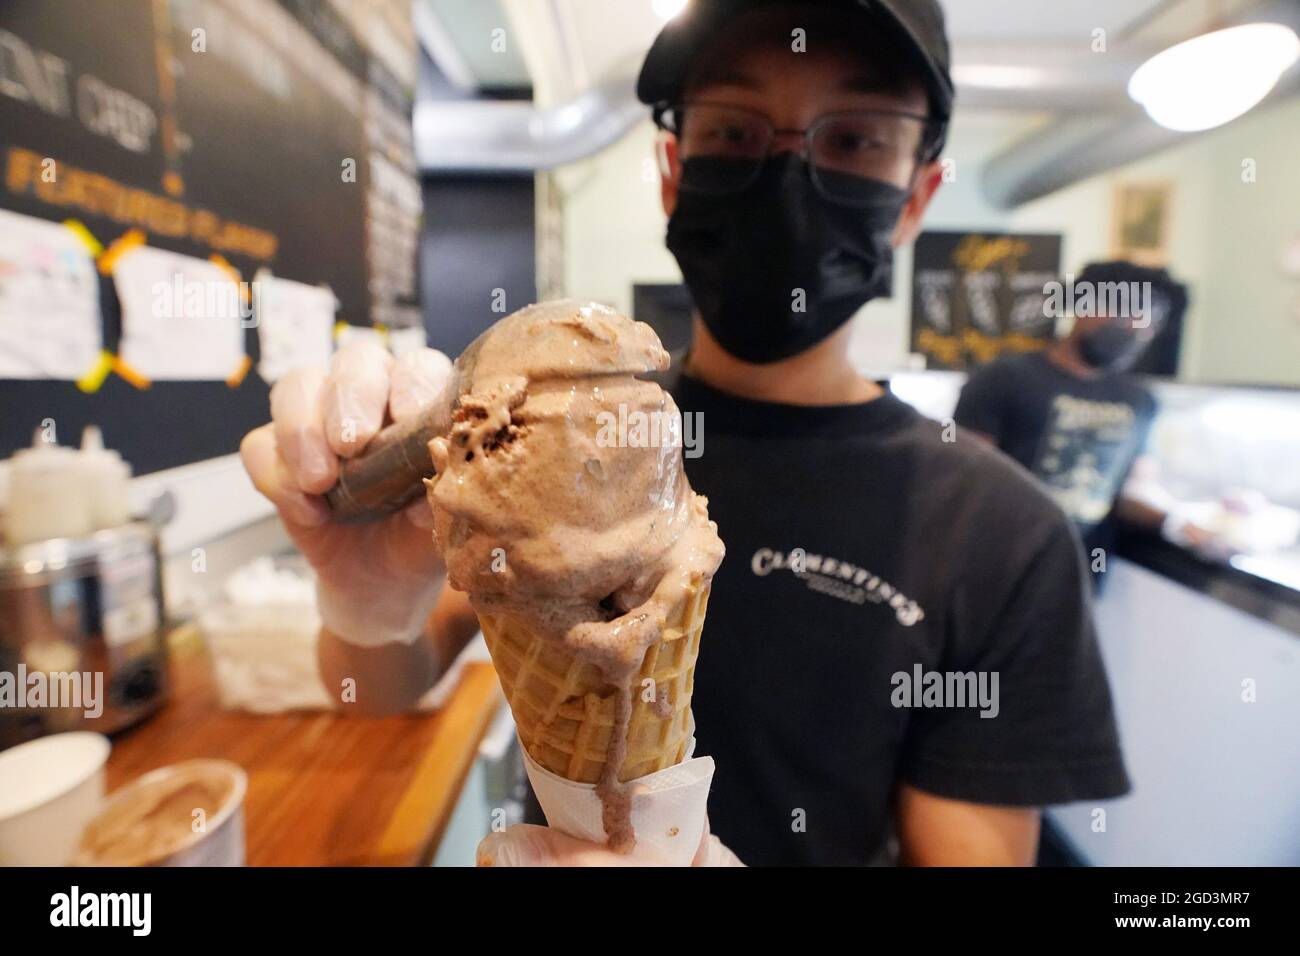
top-left (419, 176), bottom-right (536, 358)
top-left (0, 0), bottom-right (375, 473)
top-left (415, 51), bottom-right (536, 357)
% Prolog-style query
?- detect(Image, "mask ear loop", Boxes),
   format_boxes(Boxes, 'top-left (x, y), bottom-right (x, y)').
top-left (901, 116), bottom-right (953, 204)
top-left (655, 132), bottom-right (674, 179)
top-left (892, 132), bottom-right (946, 245)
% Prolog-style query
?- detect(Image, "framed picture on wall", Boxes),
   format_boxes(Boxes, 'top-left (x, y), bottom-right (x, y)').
top-left (1111, 182), bottom-right (1173, 266)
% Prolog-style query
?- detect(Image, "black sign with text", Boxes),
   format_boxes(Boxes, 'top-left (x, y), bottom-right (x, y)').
top-left (0, 0), bottom-right (407, 473)
top-left (910, 230), bottom-right (1062, 371)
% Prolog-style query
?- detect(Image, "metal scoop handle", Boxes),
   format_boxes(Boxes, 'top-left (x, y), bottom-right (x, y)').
top-left (324, 331), bottom-right (487, 523)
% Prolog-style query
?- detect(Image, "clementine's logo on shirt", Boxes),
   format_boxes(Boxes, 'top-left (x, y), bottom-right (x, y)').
top-left (750, 547), bottom-right (925, 626)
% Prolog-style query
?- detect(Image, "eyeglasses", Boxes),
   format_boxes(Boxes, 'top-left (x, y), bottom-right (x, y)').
top-left (654, 102), bottom-right (939, 204)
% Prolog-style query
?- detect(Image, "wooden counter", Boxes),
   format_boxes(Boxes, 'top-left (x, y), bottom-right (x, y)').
top-left (105, 630), bottom-right (503, 866)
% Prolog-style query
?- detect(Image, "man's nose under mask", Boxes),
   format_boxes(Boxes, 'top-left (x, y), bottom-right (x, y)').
top-left (666, 153), bottom-right (911, 365)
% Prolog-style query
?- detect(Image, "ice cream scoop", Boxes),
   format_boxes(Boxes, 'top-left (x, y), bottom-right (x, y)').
top-left (429, 302), bottom-right (693, 630)
top-left (324, 301), bottom-right (670, 522)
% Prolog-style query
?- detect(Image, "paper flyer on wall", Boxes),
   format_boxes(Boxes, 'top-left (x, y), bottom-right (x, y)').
top-left (386, 324), bottom-right (427, 357)
top-left (334, 323), bottom-right (387, 351)
top-left (253, 270), bottom-right (336, 383)
top-left (0, 209), bottom-right (102, 380)
top-left (113, 246), bottom-right (246, 381)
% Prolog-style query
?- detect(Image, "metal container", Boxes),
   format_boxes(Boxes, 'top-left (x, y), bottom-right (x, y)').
top-left (0, 522), bottom-right (168, 750)
top-left (72, 759), bottom-right (247, 867)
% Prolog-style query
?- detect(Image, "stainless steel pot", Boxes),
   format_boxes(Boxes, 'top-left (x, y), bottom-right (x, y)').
top-left (0, 522), bottom-right (168, 749)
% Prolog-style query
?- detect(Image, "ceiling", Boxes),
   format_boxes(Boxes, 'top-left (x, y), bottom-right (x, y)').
top-left (420, 0), bottom-right (532, 89)
top-left (926, 0), bottom-right (1166, 41)
top-left (423, 0), bottom-right (1267, 101)
top-left (414, 0), bottom-right (1297, 206)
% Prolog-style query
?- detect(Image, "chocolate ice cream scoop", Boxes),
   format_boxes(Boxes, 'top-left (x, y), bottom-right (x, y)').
top-left (324, 300), bottom-right (667, 522)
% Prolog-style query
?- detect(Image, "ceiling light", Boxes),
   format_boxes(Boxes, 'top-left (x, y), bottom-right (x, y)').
top-left (1128, 23), bottom-right (1300, 132)
top-left (653, 0), bottom-right (688, 22)
top-left (951, 64), bottom-right (1048, 90)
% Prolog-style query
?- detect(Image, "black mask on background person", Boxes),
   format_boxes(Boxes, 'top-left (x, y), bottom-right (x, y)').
top-left (1078, 323), bottom-right (1146, 372)
top-left (666, 154), bottom-right (911, 364)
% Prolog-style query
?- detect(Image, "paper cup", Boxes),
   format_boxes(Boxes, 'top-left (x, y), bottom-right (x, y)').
top-left (0, 732), bottom-right (111, 866)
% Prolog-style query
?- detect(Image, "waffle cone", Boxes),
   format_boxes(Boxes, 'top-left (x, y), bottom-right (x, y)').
top-left (478, 579), bottom-right (712, 785)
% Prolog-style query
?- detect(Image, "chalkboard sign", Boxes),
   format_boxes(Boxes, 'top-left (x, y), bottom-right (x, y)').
top-left (0, 0), bottom-right (419, 474)
top-left (910, 230), bottom-right (1062, 371)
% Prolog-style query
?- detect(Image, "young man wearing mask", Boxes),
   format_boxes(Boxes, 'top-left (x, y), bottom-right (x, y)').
top-left (954, 261), bottom-right (1217, 574)
top-left (242, 0), bottom-right (1129, 867)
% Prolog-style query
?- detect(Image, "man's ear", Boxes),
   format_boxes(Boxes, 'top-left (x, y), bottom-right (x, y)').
top-left (658, 132), bottom-right (682, 217)
top-left (891, 159), bottom-right (945, 248)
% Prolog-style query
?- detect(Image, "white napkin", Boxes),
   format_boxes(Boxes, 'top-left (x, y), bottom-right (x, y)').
top-left (521, 737), bottom-right (715, 866)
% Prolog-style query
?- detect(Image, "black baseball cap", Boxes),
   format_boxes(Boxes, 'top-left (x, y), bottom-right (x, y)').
top-left (1076, 261), bottom-right (1188, 325)
top-left (638, 0), bottom-right (955, 154)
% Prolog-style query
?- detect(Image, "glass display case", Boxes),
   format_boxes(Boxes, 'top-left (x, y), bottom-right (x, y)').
top-left (888, 370), bottom-right (1300, 621)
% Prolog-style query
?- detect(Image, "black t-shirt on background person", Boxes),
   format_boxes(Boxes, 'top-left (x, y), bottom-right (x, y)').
top-left (667, 372), bottom-right (1130, 867)
top-left (954, 352), bottom-right (1157, 561)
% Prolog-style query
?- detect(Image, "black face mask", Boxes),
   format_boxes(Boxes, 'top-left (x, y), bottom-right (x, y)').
top-left (1079, 324), bottom-right (1145, 372)
top-left (666, 154), bottom-right (910, 364)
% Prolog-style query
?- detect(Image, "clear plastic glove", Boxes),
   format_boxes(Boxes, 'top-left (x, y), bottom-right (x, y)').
top-left (476, 822), bottom-right (744, 867)
top-left (240, 341), bottom-right (452, 647)
top-left (1162, 510), bottom-right (1238, 564)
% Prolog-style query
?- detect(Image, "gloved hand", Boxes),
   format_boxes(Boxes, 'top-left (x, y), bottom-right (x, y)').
top-left (1161, 510), bottom-right (1237, 564)
top-left (240, 341), bottom-right (452, 647)
top-left (476, 822), bottom-right (744, 867)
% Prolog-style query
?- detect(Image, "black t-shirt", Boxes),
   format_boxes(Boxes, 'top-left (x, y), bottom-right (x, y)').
top-left (953, 352), bottom-right (1156, 555)
top-left (669, 373), bottom-right (1130, 867)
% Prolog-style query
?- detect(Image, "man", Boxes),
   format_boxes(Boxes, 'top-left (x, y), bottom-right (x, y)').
top-left (242, 0), bottom-right (1129, 867)
top-left (954, 261), bottom-right (1213, 572)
